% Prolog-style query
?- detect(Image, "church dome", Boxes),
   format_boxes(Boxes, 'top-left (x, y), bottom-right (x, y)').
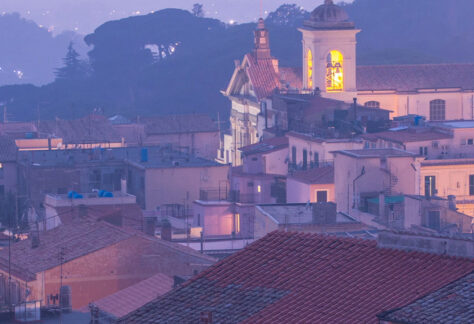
top-left (304, 0), bottom-right (355, 30)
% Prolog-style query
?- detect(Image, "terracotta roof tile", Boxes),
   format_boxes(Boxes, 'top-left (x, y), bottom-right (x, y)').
top-left (379, 272), bottom-right (474, 324)
top-left (245, 53), bottom-right (280, 100)
top-left (357, 64), bottom-right (474, 92)
top-left (0, 220), bottom-right (214, 280)
top-left (92, 273), bottom-right (174, 319)
top-left (142, 114), bottom-right (218, 135)
top-left (118, 231), bottom-right (474, 323)
top-left (38, 116), bottom-right (122, 144)
top-left (363, 128), bottom-right (452, 144)
top-left (239, 136), bottom-right (288, 156)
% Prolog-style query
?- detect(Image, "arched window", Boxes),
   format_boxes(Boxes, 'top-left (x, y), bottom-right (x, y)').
top-left (326, 50), bottom-right (344, 92)
top-left (307, 49), bottom-right (313, 89)
top-left (430, 99), bottom-right (446, 121)
top-left (364, 101), bottom-right (380, 108)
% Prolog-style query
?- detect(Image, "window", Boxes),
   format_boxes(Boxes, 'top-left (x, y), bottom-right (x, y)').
top-left (425, 176), bottom-right (436, 197)
top-left (427, 211), bottom-right (441, 230)
top-left (247, 182), bottom-right (254, 187)
top-left (257, 185), bottom-right (262, 193)
top-left (364, 101), bottom-right (380, 108)
top-left (468, 139), bottom-right (474, 145)
top-left (429, 99), bottom-right (446, 121)
top-left (419, 146), bottom-right (428, 156)
top-left (469, 175), bottom-right (474, 196)
top-left (235, 213), bottom-right (240, 233)
top-left (432, 141), bottom-right (439, 148)
top-left (314, 152), bottom-right (319, 167)
top-left (291, 146), bottom-right (297, 166)
top-left (316, 190), bottom-right (328, 203)
top-left (307, 49), bottom-right (313, 89)
top-left (326, 50), bottom-right (344, 92)
top-left (302, 149), bottom-right (308, 170)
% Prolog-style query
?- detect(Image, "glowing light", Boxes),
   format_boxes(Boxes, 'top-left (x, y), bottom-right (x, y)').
top-left (235, 213), bottom-right (240, 233)
top-left (307, 49), bottom-right (313, 89)
top-left (326, 50), bottom-right (344, 92)
top-left (257, 185), bottom-right (262, 193)
top-left (229, 19), bottom-right (235, 25)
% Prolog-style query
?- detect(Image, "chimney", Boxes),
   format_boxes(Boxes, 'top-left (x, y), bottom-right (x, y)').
top-left (121, 177), bottom-right (127, 194)
top-left (447, 195), bottom-right (457, 211)
top-left (378, 192), bottom-right (385, 219)
top-left (312, 203), bottom-right (336, 224)
top-left (160, 218), bottom-right (172, 241)
top-left (144, 216), bottom-right (157, 236)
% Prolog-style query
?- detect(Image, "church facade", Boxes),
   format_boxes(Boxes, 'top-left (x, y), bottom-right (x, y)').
top-left (222, 0), bottom-right (474, 166)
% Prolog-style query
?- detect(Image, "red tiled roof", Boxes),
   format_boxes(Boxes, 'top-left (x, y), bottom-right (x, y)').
top-left (239, 136), bottom-right (288, 156)
top-left (0, 122), bottom-right (36, 136)
top-left (245, 53), bottom-right (280, 100)
top-left (92, 273), bottom-right (173, 319)
top-left (357, 64), bottom-right (474, 92)
top-left (289, 166), bottom-right (334, 184)
top-left (378, 272), bottom-right (474, 324)
top-left (0, 220), bottom-right (214, 280)
top-left (38, 116), bottom-right (122, 144)
top-left (118, 231), bottom-right (474, 323)
top-left (363, 128), bottom-right (452, 144)
top-left (141, 114), bottom-right (218, 136)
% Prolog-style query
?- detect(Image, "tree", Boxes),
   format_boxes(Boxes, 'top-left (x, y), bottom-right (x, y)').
top-left (55, 42), bottom-right (87, 81)
top-left (192, 3), bottom-right (204, 17)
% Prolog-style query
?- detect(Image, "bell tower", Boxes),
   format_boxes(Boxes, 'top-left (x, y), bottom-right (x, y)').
top-left (254, 18), bottom-right (271, 60)
top-left (299, 0), bottom-right (360, 102)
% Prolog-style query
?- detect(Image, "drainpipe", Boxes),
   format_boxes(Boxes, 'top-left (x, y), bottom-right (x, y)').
top-left (352, 166), bottom-right (366, 209)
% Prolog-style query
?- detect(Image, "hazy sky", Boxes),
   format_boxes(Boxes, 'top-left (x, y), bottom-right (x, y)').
top-left (1, 0), bottom-right (331, 35)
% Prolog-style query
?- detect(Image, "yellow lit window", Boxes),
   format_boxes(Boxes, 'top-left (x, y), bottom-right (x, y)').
top-left (257, 185), bottom-right (262, 193)
top-left (307, 49), bottom-right (313, 89)
top-left (235, 213), bottom-right (240, 233)
top-left (326, 50), bottom-right (344, 92)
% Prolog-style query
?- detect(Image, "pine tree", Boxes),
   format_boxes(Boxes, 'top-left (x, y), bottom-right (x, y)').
top-left (192, 3), bottom-right (204, 18)
top-left (55, 42), bottom-right (86, 81)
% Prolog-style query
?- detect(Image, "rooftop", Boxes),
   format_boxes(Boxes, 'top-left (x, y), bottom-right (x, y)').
top-left (288, 166), bottom-right (334, 184)
top-left (44, 192), bottom-right (136, 207)
top-left (434, 120), bottom-right (474, 129)
top-left (17, 146), bottom-right (223, 169)
top-left (363, 127), bottom-right (452, 144)
top-left (141, 114), bottom-right (218, 135)
top-left (378, 272), bottom-right (474, 324)
top-left (118, 231), bottom-right (474, 323)
top-left (257, 203), bottom-right (353, 225)
top-left (334, 148), bottom-right (416, 158)
top-left (239, 136), bottom-right (288, 156)
top-left (91, 273), bottom-right (173, 319)
top-left (0, 220), bottom-right (212, 281)
top-left (357, 63), bottom-right (474, 92)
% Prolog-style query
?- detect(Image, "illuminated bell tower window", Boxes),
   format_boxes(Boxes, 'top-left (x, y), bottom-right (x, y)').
top-left (307, 49), bottom-right (313, 89)
top-left (326, 50), bottom-right (344, 92)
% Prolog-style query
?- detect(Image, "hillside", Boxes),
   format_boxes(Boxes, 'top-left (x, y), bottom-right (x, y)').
top-left (0, 13), bottom-right (88, 86)
top-left (0, 0), bottom-right (473, 121)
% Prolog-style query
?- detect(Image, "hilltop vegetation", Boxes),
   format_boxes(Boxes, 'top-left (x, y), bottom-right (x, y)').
top-left (0, 0), bottom-right (473, 121)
